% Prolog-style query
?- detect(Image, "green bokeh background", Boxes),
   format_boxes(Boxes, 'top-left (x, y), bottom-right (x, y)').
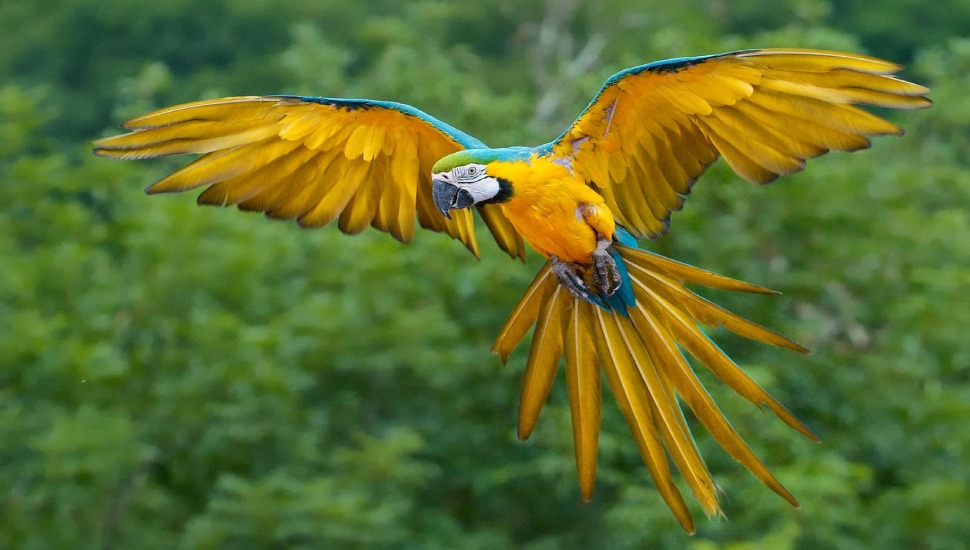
top-left (2, 0), bottom-right (968, 547)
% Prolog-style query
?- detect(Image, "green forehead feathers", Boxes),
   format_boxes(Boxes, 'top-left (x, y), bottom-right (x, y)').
top-left (432, 147), bottom-right (532, 173)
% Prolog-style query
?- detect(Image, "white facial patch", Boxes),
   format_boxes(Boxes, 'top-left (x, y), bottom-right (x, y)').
top-left (453, 163), bottom-right (500, 203)
top-left (461, 177), bottom-right (501, 202)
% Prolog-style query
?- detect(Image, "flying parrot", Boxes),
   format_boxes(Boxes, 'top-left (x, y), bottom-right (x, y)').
top-left (94, 49), bottom-right (930, 532)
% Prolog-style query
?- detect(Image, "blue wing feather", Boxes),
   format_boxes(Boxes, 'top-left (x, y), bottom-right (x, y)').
top-left (275, 95), bottom-right (488, 150)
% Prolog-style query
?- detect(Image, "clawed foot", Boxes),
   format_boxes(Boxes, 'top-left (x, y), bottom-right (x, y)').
top-left (552, 255), bottom-right (591, 301)
top-left (591, 239), bottom-right (622, 297)
top-left (552, 239), bottom-right (622, 301)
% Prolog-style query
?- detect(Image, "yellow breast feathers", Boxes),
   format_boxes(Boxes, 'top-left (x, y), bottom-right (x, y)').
top-left (486, 156), bottom-right (616, 263)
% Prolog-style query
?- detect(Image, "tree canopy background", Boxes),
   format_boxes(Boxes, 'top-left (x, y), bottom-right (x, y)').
top-left (1, 0), bottom-right (968, 548)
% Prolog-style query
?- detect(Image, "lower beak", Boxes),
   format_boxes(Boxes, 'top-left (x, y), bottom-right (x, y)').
top-left (432, 179), bottom-right (475, 219)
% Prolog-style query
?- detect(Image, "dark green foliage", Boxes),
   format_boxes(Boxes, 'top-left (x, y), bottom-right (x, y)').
top-left (1, 1), bottom-right (967, 547)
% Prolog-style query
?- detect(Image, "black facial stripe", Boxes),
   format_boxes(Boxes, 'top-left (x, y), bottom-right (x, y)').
top-left (479, 177), bottom-right (513, 205)
top-left (454, 164), bottom-right (487, 184)
top-left (460, 174), bottom-right (489, 184)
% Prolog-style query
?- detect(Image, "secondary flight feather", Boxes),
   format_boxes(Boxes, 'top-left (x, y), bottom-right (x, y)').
top-left (95, 48), bottom-right (930, 532)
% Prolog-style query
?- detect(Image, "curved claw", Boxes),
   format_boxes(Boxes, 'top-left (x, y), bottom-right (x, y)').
top-left (592, 239), bottom-right (622, 296)
top-left (552, 239), bottom-right (623, 301)
top-left (552, 255), bottom-right (590, 301)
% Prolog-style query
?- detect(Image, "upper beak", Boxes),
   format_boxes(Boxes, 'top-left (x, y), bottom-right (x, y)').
top-left (432, 178), bottom-right (475, 219)
top-left (432, 178), bottom-right (458, 219)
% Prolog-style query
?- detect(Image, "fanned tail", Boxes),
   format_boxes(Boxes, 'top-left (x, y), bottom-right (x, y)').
top-left (492, 243), bottom-right (817, 533)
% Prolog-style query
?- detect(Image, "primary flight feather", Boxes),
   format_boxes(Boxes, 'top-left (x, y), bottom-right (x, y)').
top-left (94, 48), bottom-right (930, 532)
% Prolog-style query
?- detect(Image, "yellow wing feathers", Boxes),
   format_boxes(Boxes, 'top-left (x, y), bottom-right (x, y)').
top-left (494, 245), bottom-right (817, 532)
top-left (95, 48), bottom-right (928, 530)
top-left (94, 96), bottom-right (526, 259)
top-left (554, 49), bottom-right (931, 239)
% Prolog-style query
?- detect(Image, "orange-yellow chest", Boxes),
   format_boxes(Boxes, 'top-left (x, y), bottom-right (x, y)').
top-left (487, 157), bottom-right (616, 263)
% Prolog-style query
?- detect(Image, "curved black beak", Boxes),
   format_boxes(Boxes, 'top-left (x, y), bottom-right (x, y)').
top-left (432, 178), bottom-right (475, 219)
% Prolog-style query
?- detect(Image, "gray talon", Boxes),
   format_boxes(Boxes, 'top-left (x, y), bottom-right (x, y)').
top-left (552, 240), bottom-right (622, 300)
top-left (591, 238), bottom-right (622, 296)
top-left (552, 255), bottom-right (590, 301)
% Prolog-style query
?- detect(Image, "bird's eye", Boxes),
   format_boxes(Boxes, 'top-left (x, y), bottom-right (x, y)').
top-left (467, 166), bottom-right (478, 176)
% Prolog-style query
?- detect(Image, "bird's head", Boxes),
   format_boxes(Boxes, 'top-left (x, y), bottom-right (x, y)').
top-left (431, 148), bottom-right (521, 219)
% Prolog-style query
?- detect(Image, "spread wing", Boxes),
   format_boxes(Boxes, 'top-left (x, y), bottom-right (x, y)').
top-left (94, 95), bottom-right (526, 260)
top-left (542, 49), bottom-right (932, 239)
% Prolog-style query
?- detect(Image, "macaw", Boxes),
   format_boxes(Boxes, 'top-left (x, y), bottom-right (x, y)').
top-left (94, 49), bottom-right (930, 532)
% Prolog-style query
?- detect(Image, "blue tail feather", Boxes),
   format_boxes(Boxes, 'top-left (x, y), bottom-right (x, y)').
top-left (613, 226), bottom-right (639, 248)
top-left (589, 227), bottom-right (639, 317)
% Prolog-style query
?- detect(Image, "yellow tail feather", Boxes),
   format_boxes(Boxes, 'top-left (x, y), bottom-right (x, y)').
top-left (494, 245), bottom-right (816, 530)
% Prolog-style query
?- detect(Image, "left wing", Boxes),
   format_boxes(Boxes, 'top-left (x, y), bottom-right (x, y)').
top-left (540, 49), bottom-right (931, 239)
top-left (95, 96), bottom-right (526, 260)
